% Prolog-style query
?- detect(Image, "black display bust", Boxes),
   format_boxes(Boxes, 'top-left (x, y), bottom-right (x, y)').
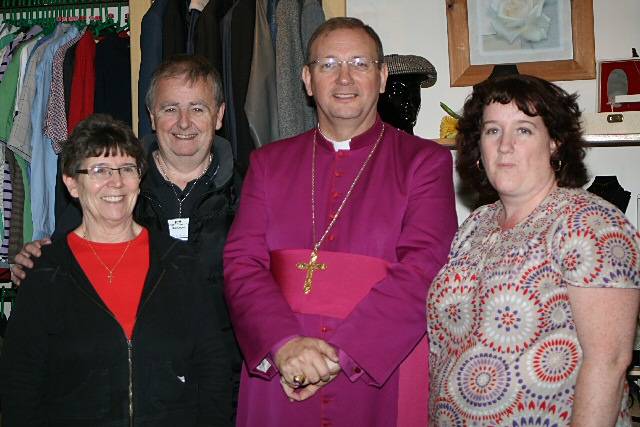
top-left (378, 73), bottom-right (424, 135)
top-left (586, 175), bottom-right (631, 213)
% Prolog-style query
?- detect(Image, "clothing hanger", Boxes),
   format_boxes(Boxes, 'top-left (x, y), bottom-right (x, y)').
top-left (110, 4), bottom-right (129, 34)
top-left (92, 5), bottom-right (119, 37)
top-left (1, 0), bottom-right (129, 34)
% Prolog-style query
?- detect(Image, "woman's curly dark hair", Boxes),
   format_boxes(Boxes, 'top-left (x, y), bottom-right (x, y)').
top-left (456, 74), bottom-right (588, 202)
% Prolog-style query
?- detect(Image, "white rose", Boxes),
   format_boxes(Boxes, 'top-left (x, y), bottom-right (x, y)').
top-left (489, 0), bottom-right (551, 44)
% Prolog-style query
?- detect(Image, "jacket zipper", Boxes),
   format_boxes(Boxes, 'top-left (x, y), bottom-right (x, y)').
top-left (79, 301), bottom-right (134, 426)
top-left (127, 339), bottom-right (133, 427)
top-left (126, 271), bottom-right (164, 426)
top-left (83, 302), bottom-right (135, 426)
top-left (69, 270), bottom-right (165, 427)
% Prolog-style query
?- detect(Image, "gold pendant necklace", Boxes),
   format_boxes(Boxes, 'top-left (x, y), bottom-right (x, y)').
top-left (296, 124), bottom-right (385, 294)
top-left (83, 230), bottom-right (134, 285)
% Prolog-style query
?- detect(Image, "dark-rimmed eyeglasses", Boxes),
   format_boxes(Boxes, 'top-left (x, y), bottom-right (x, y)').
top-left (75, 165), bottom-right (141, 181)
top-left (307, 57), bottom-right (381, 73)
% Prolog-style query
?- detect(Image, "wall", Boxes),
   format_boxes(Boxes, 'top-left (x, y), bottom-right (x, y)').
top-left (348, 0), bottom-right (640, 227)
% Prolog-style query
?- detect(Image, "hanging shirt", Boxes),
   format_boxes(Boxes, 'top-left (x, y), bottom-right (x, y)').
top-left (14, 154), bottom-right (32, 244)
top-left (94, 32), bottom-right (131, 126)
top-left (0, 25), bottom-right (41, 82)
top-left (6, 151), bottom-right (24, 261)
top-left (138, 0), bottom-right (169, 137)
top-left (7, 31), bottom-right (55, 161)
top-left (0, 27), bottom-right (30, 257)
top-left (44, 27), bottom-right (86, 150)
top-left (15, 33), bottom-right (42, 112)
top-left (274, 0), bottom-right (322, 139)
top-left (0, 28), bottom-right (18, 50)
top-left (30, 24), bottom-right (79, 240)
top-left (0, 36), bottom-right (41, 143)
top-left (1, 161), bottom-right (11, 267)
top-left (67, 29), bottom-right (96, 134)
top-left (0, 40), bottom-right (31, 242)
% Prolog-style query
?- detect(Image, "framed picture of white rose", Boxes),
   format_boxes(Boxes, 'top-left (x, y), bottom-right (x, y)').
top-left (445, 0), bottom-right (595, 86)
top-left (468, 0), bottom-right (573, 65)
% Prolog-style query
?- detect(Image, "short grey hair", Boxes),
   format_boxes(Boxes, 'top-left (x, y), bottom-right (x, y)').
top-left (145, 54), bottom-right (225, 111)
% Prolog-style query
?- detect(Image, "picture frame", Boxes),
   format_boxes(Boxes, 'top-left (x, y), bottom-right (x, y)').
top-left (597, 58), bottom-right (640, 113)
top-left (323, 0), bottom-right (346, 18)
top-left (445, 0), bottom-right (595, 87)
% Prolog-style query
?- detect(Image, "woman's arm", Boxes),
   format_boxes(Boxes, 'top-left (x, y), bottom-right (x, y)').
top-left (568, 286), bottom-right (640, 427)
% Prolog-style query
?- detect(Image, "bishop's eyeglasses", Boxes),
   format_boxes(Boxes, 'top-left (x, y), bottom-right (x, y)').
top-left (307, 56), bottom-right (381, 73)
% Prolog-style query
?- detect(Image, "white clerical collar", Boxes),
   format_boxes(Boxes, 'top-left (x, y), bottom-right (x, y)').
top-left (319, 129), bottom-right (351, 151)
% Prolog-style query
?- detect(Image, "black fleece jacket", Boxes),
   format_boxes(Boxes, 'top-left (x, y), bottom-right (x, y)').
top-left (0, 230), bottom-right (232, 427)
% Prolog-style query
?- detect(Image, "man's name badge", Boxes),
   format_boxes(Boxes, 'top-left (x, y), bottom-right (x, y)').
top-left (168, 218), bottom-right (189, 241)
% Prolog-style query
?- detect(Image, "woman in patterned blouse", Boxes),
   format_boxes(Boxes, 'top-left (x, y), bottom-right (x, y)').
top-left (428, 74), bottom-right (640, 426)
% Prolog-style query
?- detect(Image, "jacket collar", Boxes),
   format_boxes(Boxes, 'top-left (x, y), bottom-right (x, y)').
top-left (49, 230), bottom-right (180, 318)
top-left (140, 133), bottom-right (234, 190)
top-left (315, 115), bottom-right (385, 152)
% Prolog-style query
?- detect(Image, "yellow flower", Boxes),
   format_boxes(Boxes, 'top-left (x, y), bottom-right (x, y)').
top-left (440, 115), bottom-right (458, 139)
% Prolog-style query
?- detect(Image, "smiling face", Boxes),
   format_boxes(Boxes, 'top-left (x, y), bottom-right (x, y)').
top-left (149, 76), bottom-right (225, 162)
top-left (479, 101), bottom-right (557, 203)
top-left (302, 27), bottom-right (387, 139)
top-left (63, 153), bottom-right (141, 231)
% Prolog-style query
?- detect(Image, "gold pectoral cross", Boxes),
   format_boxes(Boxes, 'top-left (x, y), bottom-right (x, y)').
top-left (296, 250), bottom-right (327, 294)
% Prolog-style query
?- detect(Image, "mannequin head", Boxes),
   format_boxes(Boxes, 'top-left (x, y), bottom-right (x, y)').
top-left (378, 73), bottom-right (424, 134)
top-left (376, 54), bottom-right (436, 134)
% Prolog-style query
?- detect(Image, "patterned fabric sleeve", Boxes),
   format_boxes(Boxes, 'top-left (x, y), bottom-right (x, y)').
top-left (552, 193), bottom-right (640, 289)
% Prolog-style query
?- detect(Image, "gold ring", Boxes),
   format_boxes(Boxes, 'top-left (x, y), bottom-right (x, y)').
top-left (292, 374), bottom-right (306, 386)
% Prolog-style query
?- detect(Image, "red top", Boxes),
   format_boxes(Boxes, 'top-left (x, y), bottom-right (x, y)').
top-left (68, 228), bottom-right (149, 340)
top-left (67, 30), bottom-right (96, 134)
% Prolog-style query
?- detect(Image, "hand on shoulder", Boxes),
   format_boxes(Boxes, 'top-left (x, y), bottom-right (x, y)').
top-left (10, 238), bottom-right (52, 287)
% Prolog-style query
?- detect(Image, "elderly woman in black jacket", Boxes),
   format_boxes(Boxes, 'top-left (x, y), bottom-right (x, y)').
top-left (0, 114), bottom-right (232, 426)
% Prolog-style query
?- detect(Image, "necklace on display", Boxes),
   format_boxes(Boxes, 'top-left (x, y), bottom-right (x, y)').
top-left (296, 123), bottom-right (385, 294)
top-left (82, 230), bottom-right (133, 285)
top-left (155, 151), bottom-right (212, 218)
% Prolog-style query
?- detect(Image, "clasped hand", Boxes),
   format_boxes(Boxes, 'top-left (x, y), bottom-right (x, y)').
top-left (274, 336), bottom-right (341, 401)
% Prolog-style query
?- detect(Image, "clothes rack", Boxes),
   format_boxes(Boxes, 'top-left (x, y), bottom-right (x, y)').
top-left (0, 1), bottom-right (130, 34)
top-left (0, 1), bottom-right (129, 11)
top-left (0, 0), bottom-right (133, 250)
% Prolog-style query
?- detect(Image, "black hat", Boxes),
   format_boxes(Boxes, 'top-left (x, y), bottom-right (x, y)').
top-left (384, 54), bottom-right (437, 88)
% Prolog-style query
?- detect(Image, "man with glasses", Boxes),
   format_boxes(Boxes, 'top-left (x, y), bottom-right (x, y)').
top-left (224, 17), bottom-right (457, 426)
top-left (11, 55), bottom-right (240, 423)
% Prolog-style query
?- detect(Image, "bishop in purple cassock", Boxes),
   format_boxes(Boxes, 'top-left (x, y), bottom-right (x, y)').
top-left (223, 17), bottom-right (457, 427)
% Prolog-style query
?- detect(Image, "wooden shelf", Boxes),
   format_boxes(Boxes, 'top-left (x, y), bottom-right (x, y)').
top-left (583, 133), bottom-right (640, 146)
top-left (436, 138), bottom-right (455, 147)
top-left (434, 135), bottom-right (640, 149)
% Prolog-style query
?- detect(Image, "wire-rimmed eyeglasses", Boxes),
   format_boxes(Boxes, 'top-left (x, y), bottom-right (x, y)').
top-left (307, 56), bottom-right (381, 73)
top-left (75, 165), bottom-right (141, 181)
